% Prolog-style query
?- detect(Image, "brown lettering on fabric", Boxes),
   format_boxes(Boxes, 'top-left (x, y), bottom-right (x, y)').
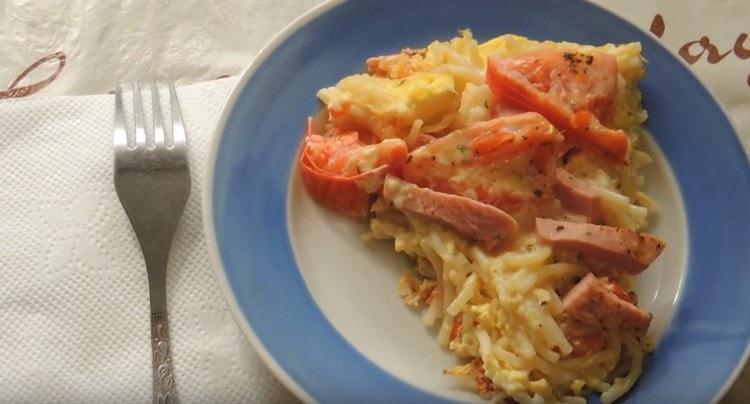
top-left (656, 14), bottom-right (749, 87)
top-left (679, 37), bottom-right (731, 65)
top-left (0, 52), bottom-right (66, 99)
top-left (734, 33), bottom-right (750, 59)
top-left (650, 14), bottom-right (665, 38)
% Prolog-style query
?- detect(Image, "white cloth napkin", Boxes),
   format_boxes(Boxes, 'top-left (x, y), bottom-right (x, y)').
top-left (0, 77), bottom-right (297, 403)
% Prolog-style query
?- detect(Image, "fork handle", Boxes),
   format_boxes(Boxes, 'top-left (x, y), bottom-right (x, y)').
top-left (151, 312), bottom-right (177, 404)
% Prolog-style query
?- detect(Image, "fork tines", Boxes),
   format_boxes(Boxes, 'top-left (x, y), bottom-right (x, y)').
top-left (113, 82), bottom-right (186, 150)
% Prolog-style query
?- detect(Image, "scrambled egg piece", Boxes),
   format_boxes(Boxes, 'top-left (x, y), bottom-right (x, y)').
top-left (318, 72), bottom-right (459, 140)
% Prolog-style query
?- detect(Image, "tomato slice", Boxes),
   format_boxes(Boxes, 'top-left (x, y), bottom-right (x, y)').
top-left (486, 49), bottom-right (629, 164)
top-left (402, 112), bottom-right (563, 218)
top-left (298, 118), bottom-right (408, 219)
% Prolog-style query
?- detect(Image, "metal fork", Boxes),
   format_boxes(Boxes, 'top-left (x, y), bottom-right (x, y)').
top-left (114, 82), bottom-right (190, 404)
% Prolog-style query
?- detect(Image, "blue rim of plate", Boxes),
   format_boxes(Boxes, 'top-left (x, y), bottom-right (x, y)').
top-left (203, 0), bottom-right (750, 402)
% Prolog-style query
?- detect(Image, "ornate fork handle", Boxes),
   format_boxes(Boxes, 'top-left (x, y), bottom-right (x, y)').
top-left (152, 312), bottom-right (176, 404)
